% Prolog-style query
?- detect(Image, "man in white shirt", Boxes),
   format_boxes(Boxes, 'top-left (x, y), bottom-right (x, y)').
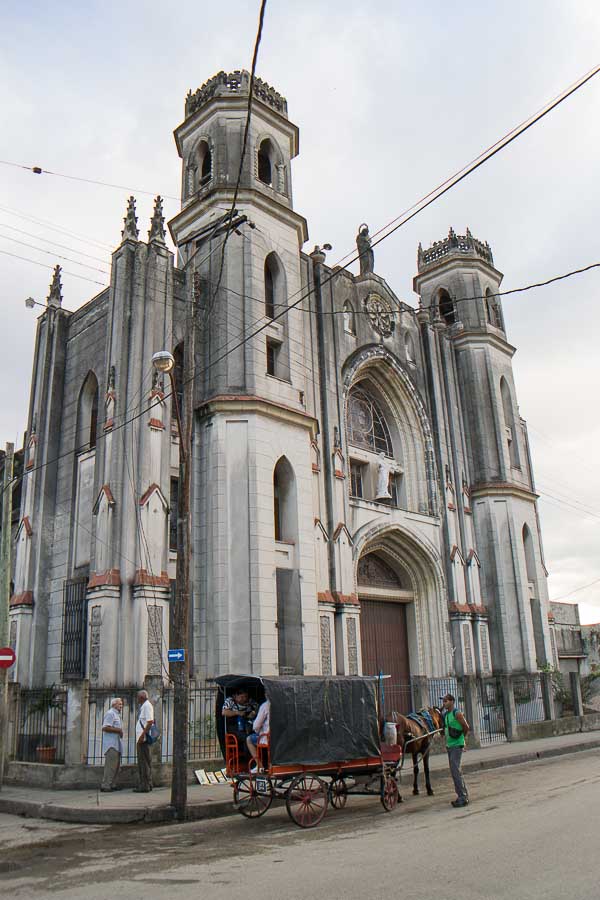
top-left (134, 689), bottom-right (155, 793)
top-left (247, 700), bottom-right (270, 771)
top-left (101, 697), bottom-right (124, 792)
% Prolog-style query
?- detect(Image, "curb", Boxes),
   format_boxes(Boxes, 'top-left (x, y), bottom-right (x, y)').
top-left (1, 739), bottom-right (599, 825)
top-left (0, 796), bottom-right (235, 825)
top-left (461, 737), bottom-right (600, 775)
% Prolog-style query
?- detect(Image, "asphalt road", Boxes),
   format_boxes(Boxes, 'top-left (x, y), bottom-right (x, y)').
top-left (1, 749), bottom-right (599, 899)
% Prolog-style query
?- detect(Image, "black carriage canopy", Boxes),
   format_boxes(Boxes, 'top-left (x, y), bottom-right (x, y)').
top-left (214, 675), bottom-right (381, 766)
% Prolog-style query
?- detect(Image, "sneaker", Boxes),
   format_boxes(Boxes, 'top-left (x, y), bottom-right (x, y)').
top-left (248, 761), bottom-right (258, 774)
top-left (451, 799), bottom-right (469, 808)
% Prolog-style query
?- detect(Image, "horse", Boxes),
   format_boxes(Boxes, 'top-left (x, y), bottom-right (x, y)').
top-left (392, 707), bottom-right (444, 797)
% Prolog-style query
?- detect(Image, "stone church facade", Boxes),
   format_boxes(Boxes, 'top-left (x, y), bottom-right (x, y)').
top-left (9, 70), bottom-right (554, 689)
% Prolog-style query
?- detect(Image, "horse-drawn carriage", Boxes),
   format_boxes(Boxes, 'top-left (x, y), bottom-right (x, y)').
top-left (215, 674), bottom-right (406, 828)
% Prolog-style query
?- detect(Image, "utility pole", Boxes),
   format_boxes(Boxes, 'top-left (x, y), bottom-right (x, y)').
top-left (154, 211), bottom-right (248, 820)
top-left (0, 443), bottom-right (14, 791)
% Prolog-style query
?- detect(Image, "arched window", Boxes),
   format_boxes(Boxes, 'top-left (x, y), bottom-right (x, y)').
top-left (265, 256), bottom-right (275, 319)
top-left (343, 301), bottom-right (356, 335)
top-left (438, 288), bottom-right (456, 325)
top-left (199, 140), bottom-right (212, 187)
top-left (485, 288), bottom-right (503, 329)
top-left (76, 372), bottom-right (99, 452)
top-left (273, 457), bottom-right (297, 542)
top-left (500, 376), bottom-right (519, 468)
top-left (172, 343), bottom-right (184, 421)
top-left (258, 139), bottom-right (273, 185)
top-left (523, 524), bottom-right (545, 666)
top-left (404, 331), bottom-right (416, 363)
top-left (347, 385), bottom-right (393, 457)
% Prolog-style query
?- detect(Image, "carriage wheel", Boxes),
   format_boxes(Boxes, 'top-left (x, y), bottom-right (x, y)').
top-left (286, 774), bottom-right (328, 828)
top-left (329, 778), bottom-right (348, 810)
top-left (380, 774), bottom-right (399, 812)
top-left (234, 776), bottom-right (273, 818)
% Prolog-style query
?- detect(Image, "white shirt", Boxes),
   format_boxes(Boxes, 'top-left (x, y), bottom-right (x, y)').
top-left (136, 699), bottom-right (154, 741)
top-left (101, 707), bottom-right (123, 756)
top-left (253, 700), bottom-right (270, 737)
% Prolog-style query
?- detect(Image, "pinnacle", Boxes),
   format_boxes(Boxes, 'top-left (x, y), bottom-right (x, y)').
top-left (148, 195), bottom-right (166, 245)
top-left (121, 195), bottom-right (139, 242)
top-left (47, 264), bottom-right (63, 307)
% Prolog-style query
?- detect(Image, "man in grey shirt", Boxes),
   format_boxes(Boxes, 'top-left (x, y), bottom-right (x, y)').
top-left (101, 698), bottom-right (124, 792)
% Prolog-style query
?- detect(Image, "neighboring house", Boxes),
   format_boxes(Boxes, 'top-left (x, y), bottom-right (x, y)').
top-left (8, 69), bottom-right (554, 690)
top-left (549, 602), bottom-right (587, 677)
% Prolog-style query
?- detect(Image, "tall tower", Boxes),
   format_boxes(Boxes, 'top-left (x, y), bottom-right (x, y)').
top-left (169, 71), bottom-right (319, 678)
top-left (414, 229), bottom-right (552, 674)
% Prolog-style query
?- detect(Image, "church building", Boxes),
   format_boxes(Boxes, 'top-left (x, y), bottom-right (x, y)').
top-left (9, 70), bottom-right (554, 691)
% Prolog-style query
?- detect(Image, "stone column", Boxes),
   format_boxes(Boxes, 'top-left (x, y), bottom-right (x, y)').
top-left (499, 675), bottom-right (518, 742)
top-left (64, 681), bottom-right (85, 767)
top-left (462, 675), bottom-right (481, 748)
top-left (540, 672), bottom-right (555, 721)
top-left (411, 676), bottom-right (430, 711)
top-left (569, 672), bottom-right (584, 718)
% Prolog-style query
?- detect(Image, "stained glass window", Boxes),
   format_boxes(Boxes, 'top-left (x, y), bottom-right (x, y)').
top-left (347, 386), bottom-right (393, 457)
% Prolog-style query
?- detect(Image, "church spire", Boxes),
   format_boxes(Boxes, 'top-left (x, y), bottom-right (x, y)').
top-left (121, 195), bottom-right (139, 242)
top-left (46, 264), bottom-right (63, 308)
top-left (148, 195), bottom-right (166, 245)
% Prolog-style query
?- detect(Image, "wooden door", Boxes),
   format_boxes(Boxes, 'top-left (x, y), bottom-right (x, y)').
top-left (360, 599), bottom-right (410, 683)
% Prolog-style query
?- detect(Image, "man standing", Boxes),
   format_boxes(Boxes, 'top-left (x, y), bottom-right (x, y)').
top-left (101, 697), bottom-right (124, 792)
top-left (134, 689), bottom-right (155, 793)
top-left (442, 692), bottom-right (470, 808)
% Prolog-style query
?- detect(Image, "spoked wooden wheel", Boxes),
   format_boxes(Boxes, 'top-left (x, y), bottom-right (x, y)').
top-left (381, 774), bottom-right (399, 812)
top-left (234, 776), bottom-right (274, 818)
top-left (286, 774), bottom-right (329, 828)
top-left (329, 778), bottom-right (348, 810)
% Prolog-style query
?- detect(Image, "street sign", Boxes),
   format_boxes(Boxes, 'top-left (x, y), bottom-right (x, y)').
top-left (0, 647), bottom-right (16, 669)
top-left (168, 648), bottom-right (185, 662)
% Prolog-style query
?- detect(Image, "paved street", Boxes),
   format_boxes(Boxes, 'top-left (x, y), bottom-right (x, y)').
top-left (1, 749), bottom-right (598, 898)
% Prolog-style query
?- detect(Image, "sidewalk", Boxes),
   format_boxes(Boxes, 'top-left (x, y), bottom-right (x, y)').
top-left (1, 730), bottom-right (599, 825)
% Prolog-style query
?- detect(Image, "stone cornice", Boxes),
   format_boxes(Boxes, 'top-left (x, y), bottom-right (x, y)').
top-left (413, 254), bottom-right (503, 294)
top-left (168, 188), bottom-right (308, 247)
top-left (451, 328), bottom-right (516, 357)
top-left (200, 394), bottom-right (318, 437)
top-left (470, 482), bottom-right (538, 502)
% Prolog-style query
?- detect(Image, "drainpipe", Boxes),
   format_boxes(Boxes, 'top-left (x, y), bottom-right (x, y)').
top-left (310, 246), bottom-right (337, 595)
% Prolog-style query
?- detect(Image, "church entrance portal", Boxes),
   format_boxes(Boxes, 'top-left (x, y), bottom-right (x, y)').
top-left (358, 552), bottom-right (412, 698)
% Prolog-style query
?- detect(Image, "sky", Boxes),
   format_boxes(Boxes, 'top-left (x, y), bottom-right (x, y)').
top-left (1, 0), bottom-right (599, 621)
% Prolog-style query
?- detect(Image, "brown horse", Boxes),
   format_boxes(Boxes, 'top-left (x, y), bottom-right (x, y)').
top-left (392, 707), bottom-right (444, 797)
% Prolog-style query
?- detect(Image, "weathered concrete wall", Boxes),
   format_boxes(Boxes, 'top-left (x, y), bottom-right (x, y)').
top-left (516, 712), bottom-right (600, 741)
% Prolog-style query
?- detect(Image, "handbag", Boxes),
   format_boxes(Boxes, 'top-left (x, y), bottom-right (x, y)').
top-left (145, 723), bottom-right (160, 745)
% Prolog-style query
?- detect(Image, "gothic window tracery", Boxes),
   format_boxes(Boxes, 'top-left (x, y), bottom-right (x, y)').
top-left (347, 386), bottom-right (393, 457)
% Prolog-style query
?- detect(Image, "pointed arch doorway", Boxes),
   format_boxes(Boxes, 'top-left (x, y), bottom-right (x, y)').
top-left (358, 552), bottom-right (413, 689)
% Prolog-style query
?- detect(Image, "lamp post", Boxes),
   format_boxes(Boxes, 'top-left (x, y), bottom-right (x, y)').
top-left (152, 349), bottom-right (191, 820)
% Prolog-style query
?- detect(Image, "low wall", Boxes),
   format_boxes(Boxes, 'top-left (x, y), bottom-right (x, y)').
top-left (4, 757), bottom-right (223, 790)
top-left (516, 712), bottom-right (600, 742)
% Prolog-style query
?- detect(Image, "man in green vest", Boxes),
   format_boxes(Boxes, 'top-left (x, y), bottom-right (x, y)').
top-left (442, 693), bottom-right (470, 807)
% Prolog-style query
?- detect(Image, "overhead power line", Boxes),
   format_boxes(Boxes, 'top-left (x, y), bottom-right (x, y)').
top-left (4, 60), bottom-right (599, 492)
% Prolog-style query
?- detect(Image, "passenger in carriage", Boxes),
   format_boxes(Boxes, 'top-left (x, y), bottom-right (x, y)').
top-left (222, 687), bottom-right (259, 743)
top-left (247, 699), bottom-right (270, 772)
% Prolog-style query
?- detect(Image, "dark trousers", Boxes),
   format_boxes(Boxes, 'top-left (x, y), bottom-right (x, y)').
top-left (447, 747), bottom-right (468, 801)
top-left (137, 740), bottom-right (153, 790)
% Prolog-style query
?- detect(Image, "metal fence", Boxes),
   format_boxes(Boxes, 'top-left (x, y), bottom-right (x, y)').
top-left (513, 674), bottom-right (545, 725)
top-left (477, 677), bottom-right (507, 744)
top-left (383, 680), bottom-right (414, 717)
top-left (14, 687), bottom-right (68, 764)
top-left (86, 685), bottom-right (219, 765)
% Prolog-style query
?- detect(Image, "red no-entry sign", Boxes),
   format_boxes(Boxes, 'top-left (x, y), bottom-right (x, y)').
top-left (0, 647), bottom-right (16, 669)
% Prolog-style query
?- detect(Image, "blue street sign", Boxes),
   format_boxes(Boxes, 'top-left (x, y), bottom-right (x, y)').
top-left (168, 648), bottom-right (186, 662)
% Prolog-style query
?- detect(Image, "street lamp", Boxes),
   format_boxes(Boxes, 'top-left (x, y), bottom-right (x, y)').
top-left (152, 348), bottom-right (191, 820)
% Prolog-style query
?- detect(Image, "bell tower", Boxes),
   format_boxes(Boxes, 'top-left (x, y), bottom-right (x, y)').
top-left (168, 72), bottom-right (318, 679)
top-left (414, 229), bottom-right (553, 675)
